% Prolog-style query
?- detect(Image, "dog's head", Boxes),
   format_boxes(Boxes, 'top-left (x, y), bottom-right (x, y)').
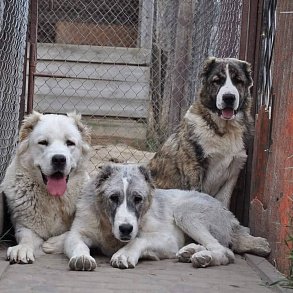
top-left (17, 112), bottom-right (91, 197)
top-left (200, 57), bottom-right (253, 120)
top-left (94, 164), bottom-right (154, 242)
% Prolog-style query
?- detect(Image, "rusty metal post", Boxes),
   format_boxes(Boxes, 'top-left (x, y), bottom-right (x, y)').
top-left (27, 0), bottom-right (38, 114)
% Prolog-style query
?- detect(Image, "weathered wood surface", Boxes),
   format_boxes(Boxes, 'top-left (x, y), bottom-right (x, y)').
top-left (32, 44), bottom-right (151, 118)
top-left (37, 43), bottom-right (152, 65)
top-left (249, 0), bottom-right (293, 275)
top-left (138, 0), bottom-right (154, 49)
top-left (0, 250), bottom-right (273, 293)
top-left (34, 61), bottom-right (150, 82)
top-left (34, 95), bottom-right (148, 118)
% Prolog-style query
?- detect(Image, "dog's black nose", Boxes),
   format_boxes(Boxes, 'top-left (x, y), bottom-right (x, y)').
top-left (222, 94), bottom-right (236, 106)
top-left (119, 224), bottom-right (133, 235)
top-left (52, 154), bottom-right (66, 169)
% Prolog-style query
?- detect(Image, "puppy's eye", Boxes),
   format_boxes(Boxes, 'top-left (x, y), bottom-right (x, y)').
top-left (133, 194), bottom-right (143, 205)
top-left (212, 76), bottom-right (221, 84)
top-left (109, 194), bottom-right (119, 204)
top-left (38, 140), bottom-right (48, 146)
top-left (66, 140), bottom-right (75, 146)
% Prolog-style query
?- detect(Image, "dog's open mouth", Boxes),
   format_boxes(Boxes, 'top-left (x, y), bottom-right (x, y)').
top-left (41, 171), bottom-right (69, 197)
top-left (219, 108), bottom-right (236, 120)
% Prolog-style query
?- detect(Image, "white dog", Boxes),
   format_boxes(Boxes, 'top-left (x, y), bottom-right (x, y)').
top-left (49, 164), bottom-right (270, 271)
top-left (1, 112), bottom-right (91, 264)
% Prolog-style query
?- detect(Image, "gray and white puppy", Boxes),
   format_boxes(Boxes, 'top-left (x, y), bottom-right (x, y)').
top-left (52, 164), bottom-right (270, 271)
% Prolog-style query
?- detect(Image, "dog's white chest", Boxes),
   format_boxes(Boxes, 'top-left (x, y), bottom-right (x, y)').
top-left (202, 152), bottom-right (246, 196)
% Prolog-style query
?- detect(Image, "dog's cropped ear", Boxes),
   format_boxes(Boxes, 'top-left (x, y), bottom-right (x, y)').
top-left (67, 112), bottom-right (91, 145)
top-left (95, 165), bottom-right (114, 189)
top-left (200, 57), bottom-right (217, 79)
top-left (241, 60), bottom-right (253, 88)
top-left (17, 111), bottom-right (42, 155)
top-left (138, 165), bottom-right (155, 188)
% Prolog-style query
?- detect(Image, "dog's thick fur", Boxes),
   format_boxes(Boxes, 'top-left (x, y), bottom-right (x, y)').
top-left (49, 164), bottom-right (270, 271)
top-left (1, 112), bottom-right (91, 264)
top-left (148, 57), bottom-right (254, 208)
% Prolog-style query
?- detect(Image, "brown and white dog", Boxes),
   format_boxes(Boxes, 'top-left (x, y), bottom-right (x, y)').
top-left (1, 112), bottom-right (91, 264)
top-left (148, 57), bottom-right (254, 208)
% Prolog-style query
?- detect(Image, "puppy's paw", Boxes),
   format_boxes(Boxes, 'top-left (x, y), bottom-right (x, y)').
top-left (252, 237), bottom-right (271, 257)
top-left (7, 245), bottom-right (35, 264)
top-left (191, 250), bottom-right (213, 268)
top-left (177, 243), bottom-right (206, 263)
top-left (69, 255), bottom-right (97, 271)
top-left (110, 251), bottom-right (138, 269)
top-left (43, 234), bottom-right (65, 254)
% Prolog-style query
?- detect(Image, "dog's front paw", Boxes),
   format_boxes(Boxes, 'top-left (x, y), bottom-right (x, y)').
top-left (7, 245), bottom-right (35, 264)
top-left (177, 243), bottom-right (206, 263)
top-left (252, 237), bottom-right (271, 257)
top-left (191, 250), bottom-right (213, 268)
top-left (68, 255), bottom-right (97, 271)
top-left (43, 234), bottom-right (66, 254)
top-left (110, 251), bottom-right (138, 269)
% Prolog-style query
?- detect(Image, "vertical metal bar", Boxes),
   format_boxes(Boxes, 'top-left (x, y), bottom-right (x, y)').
top-left (27, 0), bottom-right (38, 114)
top-left (19, 39), bottom-right (28, 128)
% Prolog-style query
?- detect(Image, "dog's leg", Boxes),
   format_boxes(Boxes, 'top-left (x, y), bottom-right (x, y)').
top-left (111, 232), bottom-right (180, 269)
top-left (231, 225), bottom-right (271, 257)
top-left (214, 174), bottom-right (239, 208)
top-left (64, 231), bottom-right (97, 271)
top-left (174, 211), bottom-right (234, 268)
top-left (42, 232), bottom-right (68, 254)
top-left (215, 157), bottom-right (246, 208)
top-left (7, 225), bottom-right (43, 264)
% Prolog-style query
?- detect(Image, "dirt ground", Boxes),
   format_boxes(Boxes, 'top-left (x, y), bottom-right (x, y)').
top-left (88, 143), bottom-right (155, 174)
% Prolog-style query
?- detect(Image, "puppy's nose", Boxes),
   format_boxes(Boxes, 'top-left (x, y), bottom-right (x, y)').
top-left (119, 224), bottom-right (133, 235)
top-left (52, 154), bottom-right (66, 169)
top-left (222, 94), bottom-right (236, 106)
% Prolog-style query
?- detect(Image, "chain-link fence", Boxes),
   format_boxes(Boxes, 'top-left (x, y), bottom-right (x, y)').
top-left (27, 0), bottom-right (243, 173)
top-left (0, 0), bottom-right (29, 232)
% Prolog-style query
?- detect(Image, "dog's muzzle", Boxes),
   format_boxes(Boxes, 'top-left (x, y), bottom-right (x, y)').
top-left (218, 94), bottom-right (237, 120)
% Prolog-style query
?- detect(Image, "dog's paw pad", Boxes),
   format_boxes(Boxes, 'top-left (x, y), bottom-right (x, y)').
top-left (191, 250), bottom-right (213, 268)
top-left (7, 245), bottom-right (35, 264)
top-left (177, 243), bottom-right (206, 263)
top-left (69, 255), bottom-right (97, 271)
top-left (110, 253), bottom-right (136, 269)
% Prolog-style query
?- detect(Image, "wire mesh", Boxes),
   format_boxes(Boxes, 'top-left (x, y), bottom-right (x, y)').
top-left (29, 0), bottom-right (243, 173)
top-left (0, 0), bottom-right (29, 183)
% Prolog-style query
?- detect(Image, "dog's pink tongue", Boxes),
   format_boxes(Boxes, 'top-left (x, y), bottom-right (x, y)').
top-left (222, 108), bottom-right (234, 120)
top-left (47, 177), bottom-right (67, 196)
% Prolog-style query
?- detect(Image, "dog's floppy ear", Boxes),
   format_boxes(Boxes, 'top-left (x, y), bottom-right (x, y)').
top-left (95, 164), bottom-right (114, 189)
top-left (17, 111), bottom-right (42, 155)
top-left (200, 57), bottom-right (217, 79)
top-left (67, 112), bottom-right (91, 154)
top-left (67, 112), bottom-right (91, 144)
top-left (241, 60), bottom-right (253, 88)
top-left (19, 111), bottom-right (42, 142)
top-left (138, 165), bottom-right (155, 188)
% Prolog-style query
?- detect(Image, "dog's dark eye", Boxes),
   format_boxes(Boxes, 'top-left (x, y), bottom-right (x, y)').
top-left (109, 194), bottom-right (120, 204)
top-left (66, 140), bottom-right (75, 146)
top-left (133, 194), bottom-right (143, 205)
top-left (212, 76), bottom-right (221, 84)
top-left (38, 140), bottom-right (48, 146)
top-left (234, 77), bottom-right (244, 84)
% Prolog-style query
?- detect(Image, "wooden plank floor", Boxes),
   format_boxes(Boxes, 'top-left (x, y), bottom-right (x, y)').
top-left (0, 249), bottom-right (274, 293)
